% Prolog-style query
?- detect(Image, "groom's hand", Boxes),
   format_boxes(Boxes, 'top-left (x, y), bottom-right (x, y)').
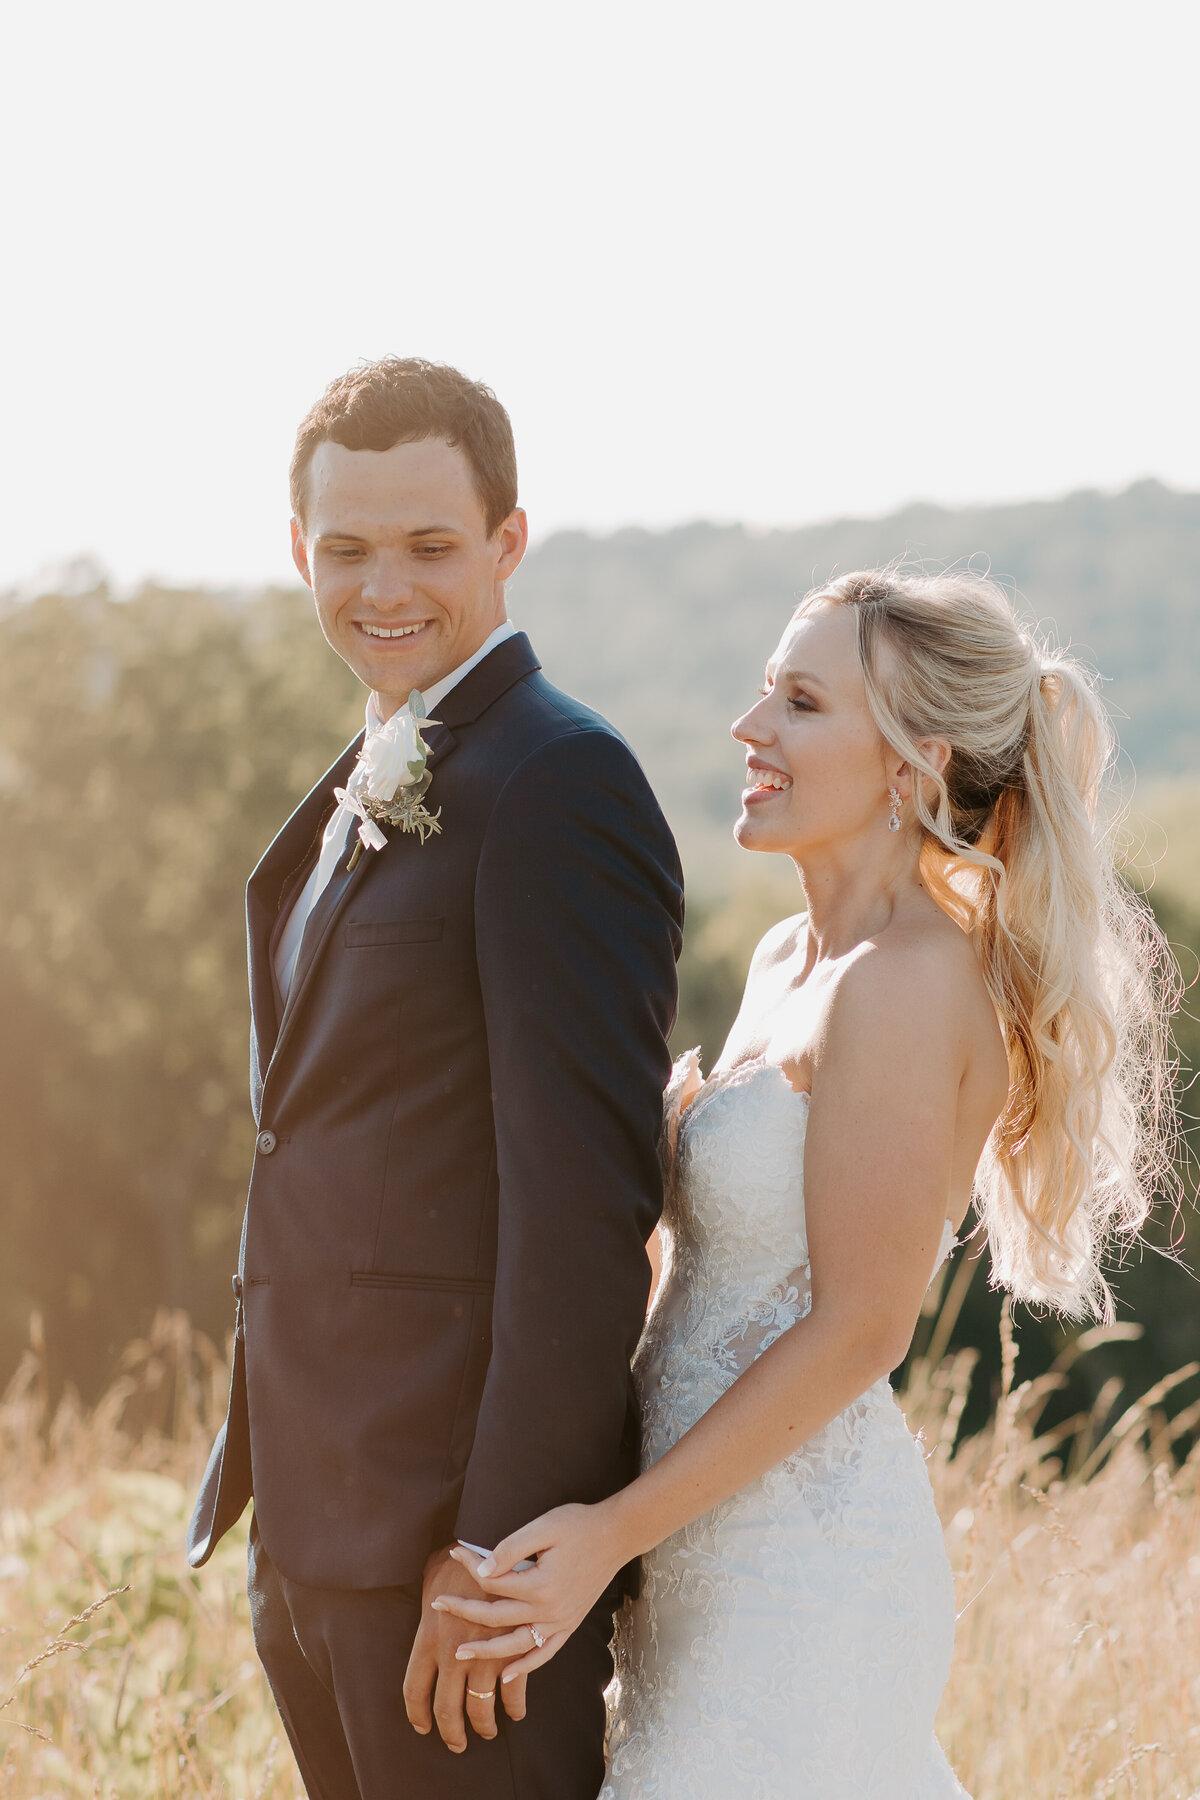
top-left (403, 1545), bottom-right (527, 1751)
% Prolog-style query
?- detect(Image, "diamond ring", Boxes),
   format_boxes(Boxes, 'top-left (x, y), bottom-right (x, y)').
top-left (467, 1687), bottom-right (496, 1701)
top-left (529, 1625), bottom-right (546, 1649)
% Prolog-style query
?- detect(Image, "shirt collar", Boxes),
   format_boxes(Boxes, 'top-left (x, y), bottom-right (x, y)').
top-left (365, 619), bottom-right (518, 734)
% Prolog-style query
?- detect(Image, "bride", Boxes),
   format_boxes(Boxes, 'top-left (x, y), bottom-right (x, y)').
top-left (435, 570), bottom-right (1177, 1797)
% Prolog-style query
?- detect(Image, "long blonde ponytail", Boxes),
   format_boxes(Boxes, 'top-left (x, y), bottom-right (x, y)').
top-left (800, 570), bottom-right (1181, 1320)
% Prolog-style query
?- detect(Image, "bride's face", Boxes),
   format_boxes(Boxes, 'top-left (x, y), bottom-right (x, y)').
top-left (731, 601), bottom-right (891, 856)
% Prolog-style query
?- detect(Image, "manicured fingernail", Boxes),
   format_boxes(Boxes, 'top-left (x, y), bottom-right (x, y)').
top-left (502, 1669), bottom-right (519, 1683)
top-left (476, 1558), bottom-right (496, 1577)
top-left (430, 1599), bottom-right (448, 1611)
top-left (455, 1648), bottom-right (473, 1661)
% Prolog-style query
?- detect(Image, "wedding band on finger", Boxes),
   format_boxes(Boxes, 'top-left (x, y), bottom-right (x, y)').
top-left (467, 1688), bottom-right (496, 1701)
top-left (529, 1625), bottom-right (546, 1649)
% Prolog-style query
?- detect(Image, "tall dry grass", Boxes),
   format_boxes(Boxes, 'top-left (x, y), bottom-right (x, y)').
top-left (0, 1314), bottom-right (298, 1800)
top-left (1, 1307), bottom-right (1197, 1799)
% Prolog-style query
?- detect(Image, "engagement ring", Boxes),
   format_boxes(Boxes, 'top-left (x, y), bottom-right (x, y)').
top-left (529, 1626), bottom-right (546, 1649)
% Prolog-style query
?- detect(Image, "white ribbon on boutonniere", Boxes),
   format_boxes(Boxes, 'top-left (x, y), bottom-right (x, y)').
top-left (340, 689), bottom-right (442, 869)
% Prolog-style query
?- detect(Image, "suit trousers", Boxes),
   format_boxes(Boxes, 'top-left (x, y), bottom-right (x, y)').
top-left (247, 1518), bottom-right (615, 1800)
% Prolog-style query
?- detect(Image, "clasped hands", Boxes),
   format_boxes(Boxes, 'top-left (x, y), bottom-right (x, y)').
top-left (403, 1502), bottom-right (624, 1751)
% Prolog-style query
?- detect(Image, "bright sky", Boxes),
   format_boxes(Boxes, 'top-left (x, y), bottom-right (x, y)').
top-left (4, 0), bottom-right (1197, 591)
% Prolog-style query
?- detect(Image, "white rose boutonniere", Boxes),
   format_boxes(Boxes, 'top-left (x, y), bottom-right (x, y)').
top-left (339, 689), bottom-right (443, 868)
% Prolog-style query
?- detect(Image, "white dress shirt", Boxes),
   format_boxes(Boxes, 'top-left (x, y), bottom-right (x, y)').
top-left (272, 620), bottom-right (517, 1005)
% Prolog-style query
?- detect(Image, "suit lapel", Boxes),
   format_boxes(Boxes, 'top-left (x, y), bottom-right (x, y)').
top-left (397, 630), bottom-right (539, 813)
top-left (247, 732), bottom-right (363, 1078)
top-left (268, 823), bottom-right (370, 1070)
top-left (419, 631), bottom-right (540, 758)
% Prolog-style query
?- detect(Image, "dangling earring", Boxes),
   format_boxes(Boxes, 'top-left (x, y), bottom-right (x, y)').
top-left (888, 787), bottom-right (902, 832)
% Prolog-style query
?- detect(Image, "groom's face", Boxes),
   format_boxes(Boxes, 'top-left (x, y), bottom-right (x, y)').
top-left (291, 437), bottom-right (527, 717)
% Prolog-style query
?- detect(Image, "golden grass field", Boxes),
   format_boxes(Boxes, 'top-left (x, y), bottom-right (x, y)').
top-left (2, 1307), bottom-right (1197, 1800)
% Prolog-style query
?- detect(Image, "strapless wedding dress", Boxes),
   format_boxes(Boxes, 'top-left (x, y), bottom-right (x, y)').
top-left (603, 1056), bottom-right (969, 1799)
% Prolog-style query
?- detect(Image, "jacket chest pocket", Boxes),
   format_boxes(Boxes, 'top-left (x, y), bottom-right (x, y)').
top-left (345, 918), bottom-right (445, 948)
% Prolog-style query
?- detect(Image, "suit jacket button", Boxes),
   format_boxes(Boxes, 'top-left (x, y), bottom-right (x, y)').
top-left (257, 1129), bottom-right (277, 1155)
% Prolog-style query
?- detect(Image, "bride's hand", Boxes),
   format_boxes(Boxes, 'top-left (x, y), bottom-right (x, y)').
top-left (433, 1501), bottom-right (627, 1682)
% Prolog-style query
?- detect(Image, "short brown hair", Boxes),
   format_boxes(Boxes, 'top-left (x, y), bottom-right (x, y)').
top-left (290, 357), bottom-right (518, 535)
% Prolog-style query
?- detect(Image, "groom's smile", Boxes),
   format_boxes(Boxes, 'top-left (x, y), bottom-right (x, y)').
top-left (290, 436), bottom-right (527, 719)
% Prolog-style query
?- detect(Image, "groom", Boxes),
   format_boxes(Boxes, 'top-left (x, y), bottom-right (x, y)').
top-left (187, 357), bottom-right (683, 1799)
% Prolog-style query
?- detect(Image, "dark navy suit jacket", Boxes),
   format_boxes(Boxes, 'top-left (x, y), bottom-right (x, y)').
top-left (186, 633), bottom-right (684, 1589)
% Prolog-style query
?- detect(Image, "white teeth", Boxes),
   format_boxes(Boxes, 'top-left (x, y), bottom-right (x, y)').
top-left (750, 771), bottom-right (790, 791)
top-left (361, 622), bottom-right (426, 639)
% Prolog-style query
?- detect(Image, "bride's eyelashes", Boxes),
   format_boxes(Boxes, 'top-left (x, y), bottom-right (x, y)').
top-left (755, 682), bottom-right (818, 713)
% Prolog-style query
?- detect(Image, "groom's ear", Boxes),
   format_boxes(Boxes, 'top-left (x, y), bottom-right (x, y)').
top-left (291, 518), bottom-right (314, 590)
top-left (493, 507), bottom-right (528, 584)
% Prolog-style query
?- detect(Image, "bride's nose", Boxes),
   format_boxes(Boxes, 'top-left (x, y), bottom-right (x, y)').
top-left (732, 695), bottom-right (771, 745)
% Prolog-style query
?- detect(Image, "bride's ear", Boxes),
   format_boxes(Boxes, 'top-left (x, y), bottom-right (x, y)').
top-left (889, 738), bottom-right (951, 803)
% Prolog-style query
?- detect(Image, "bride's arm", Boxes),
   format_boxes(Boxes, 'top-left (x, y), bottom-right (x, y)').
top-left (646, 1223), bottom-right (664, 1313)
top-left (438, 947), bottom-right (976, 1679)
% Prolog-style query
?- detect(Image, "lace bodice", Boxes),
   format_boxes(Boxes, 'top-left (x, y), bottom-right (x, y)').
top-left (603, 1054), bottom-right (968, 1800)
top-left (638, 1052), bottom-right (954, 1456)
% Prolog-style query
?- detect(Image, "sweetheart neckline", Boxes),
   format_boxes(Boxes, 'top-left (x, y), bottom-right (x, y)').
top-left (675, 1054), bottom-right (810, 1151)
top-left (680, 1053), bottom-right (810, 1124)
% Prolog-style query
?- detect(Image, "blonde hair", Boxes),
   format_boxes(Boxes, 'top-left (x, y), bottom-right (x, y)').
top-left (799, 569), bottom-right (1181, 1320)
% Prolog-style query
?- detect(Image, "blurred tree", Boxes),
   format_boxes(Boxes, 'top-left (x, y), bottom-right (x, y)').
top-left (0, 582), bottom-right (360, 1392)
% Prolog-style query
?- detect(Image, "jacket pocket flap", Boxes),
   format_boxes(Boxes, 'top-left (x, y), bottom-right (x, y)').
top-left (350, 1271), bottom-right (493, 1293)
top-left (345, 918), bottom-right (445, 948)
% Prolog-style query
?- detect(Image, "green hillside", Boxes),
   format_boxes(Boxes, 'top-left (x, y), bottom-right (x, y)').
top-left (510, 478), bottom-right (1200, 891)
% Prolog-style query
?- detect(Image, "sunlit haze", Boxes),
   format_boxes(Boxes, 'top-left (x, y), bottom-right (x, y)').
top-left (4, 0), bottom-right (1197, 590)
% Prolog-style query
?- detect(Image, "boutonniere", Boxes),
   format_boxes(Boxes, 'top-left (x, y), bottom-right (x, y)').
top-left (339, 689), bottom-right (443, 869)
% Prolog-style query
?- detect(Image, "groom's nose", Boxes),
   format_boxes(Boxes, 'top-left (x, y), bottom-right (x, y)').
top-left (360, 549), bottom-right (417, 610)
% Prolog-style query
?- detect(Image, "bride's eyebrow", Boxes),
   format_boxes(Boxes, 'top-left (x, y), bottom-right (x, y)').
top-left (777, 668), bottom-right (829, 691)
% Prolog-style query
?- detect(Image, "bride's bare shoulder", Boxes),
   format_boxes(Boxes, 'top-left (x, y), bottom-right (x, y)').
top-left (840, 905), bottom-right (979, 1010)
top-left (828, 905), bottom-right (1005, 1088)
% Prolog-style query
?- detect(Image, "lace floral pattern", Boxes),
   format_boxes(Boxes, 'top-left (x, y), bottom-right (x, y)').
top-left (603, 1056), bottom-right (968, 1800)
